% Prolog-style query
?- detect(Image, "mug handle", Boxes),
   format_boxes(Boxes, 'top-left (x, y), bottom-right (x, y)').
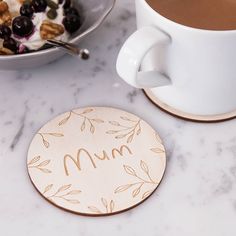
top-left (116, 26), bottom-right (171, 88)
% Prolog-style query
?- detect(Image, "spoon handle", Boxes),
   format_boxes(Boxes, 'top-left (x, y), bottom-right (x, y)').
top-left (46, 39), bottom-right (90, 60)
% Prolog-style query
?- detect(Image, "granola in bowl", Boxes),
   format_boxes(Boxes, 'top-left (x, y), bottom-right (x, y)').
top-left (0, 0), bottom-right (81, 55)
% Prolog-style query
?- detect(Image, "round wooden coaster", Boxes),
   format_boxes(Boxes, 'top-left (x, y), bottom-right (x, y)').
top-left (27, 107), bottom-right (166, 216)
top-left (144, 89), bottom-right (236, 123)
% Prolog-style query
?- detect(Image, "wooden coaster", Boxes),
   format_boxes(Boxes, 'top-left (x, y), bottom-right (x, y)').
top-left (144, 89), bottom-right (236, 122)
top-left (27, 107), bottom-right (166, 216)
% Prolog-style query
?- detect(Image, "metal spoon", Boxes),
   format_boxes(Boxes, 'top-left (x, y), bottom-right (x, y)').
top-left (46, 39), bottom-right (90, 59)
top-left (46, 0), bottom-right (116, 59)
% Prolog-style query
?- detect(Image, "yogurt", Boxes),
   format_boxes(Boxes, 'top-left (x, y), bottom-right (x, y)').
top-left (5, 0), bottom-right (69, 50)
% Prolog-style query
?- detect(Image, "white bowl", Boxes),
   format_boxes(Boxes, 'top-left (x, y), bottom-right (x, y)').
top-left (0, 0), bottom-right (114, 70)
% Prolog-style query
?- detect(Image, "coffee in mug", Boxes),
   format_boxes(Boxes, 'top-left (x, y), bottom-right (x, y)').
top-left (146, 0), bottom-right (236, 30)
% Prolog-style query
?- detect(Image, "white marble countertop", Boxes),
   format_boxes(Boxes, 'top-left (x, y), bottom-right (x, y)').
top-left (0, 0), bottom-right (236, 235)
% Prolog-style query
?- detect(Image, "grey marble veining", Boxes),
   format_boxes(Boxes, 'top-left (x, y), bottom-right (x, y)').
top-left (0, 0), bottom-right (236, 235)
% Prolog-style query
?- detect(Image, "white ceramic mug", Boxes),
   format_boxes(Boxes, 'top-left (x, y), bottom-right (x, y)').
top-left (116, 0), bottom-right (236, 116)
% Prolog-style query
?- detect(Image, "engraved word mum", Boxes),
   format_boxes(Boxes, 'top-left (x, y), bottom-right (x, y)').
top-left (64, 145), bottom-right (133, 176)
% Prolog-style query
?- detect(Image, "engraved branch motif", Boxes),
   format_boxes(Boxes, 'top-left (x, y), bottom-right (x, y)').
top-left (88, 198), bottom-right (115, 214)
top-left (43, 184), bottom-right (81, 204)
top-left (58, 108), bottom-right (104, 134)
top-left (106, 116), bottom-right (141, 143)
top-left (28, 156), bottom-right (52, 173)
top-left (114, 160), bottom-right (158, 199)
top-left (150, 133), bottom-right (165, 154)
top-left (37, 132), bottom-right (64, 148)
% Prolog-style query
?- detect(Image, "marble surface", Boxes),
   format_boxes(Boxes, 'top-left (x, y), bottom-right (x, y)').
top-left (0, 0), bottom-right (236, 235)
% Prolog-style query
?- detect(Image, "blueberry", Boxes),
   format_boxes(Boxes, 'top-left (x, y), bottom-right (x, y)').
top-left (0, 24), bottom-right (12, 39)
top-left (64, 7), bottom-right (79, 16)
top-left (12, 16), bottom-right (34, 37)
top-left (20, 3), bottom-right (34, 18)
top-left (22, 47), bottom-right (30, 54)
top-left (63, 14), bottom-right (81, 33)
top-left (18, 45), bottom-right (30, 54)
top-left (32, 0), bottom-right (47, 12)
top-left (63, 0), bottom-right (71, 9)
top-left (3, 38), bottom-right (18, 53)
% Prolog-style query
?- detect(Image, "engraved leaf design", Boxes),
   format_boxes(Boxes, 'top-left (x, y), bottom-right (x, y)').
top-left (66, 199), bottom-right (80, 204)
top-left (81, 108), bottom-right (93, 114)
top-left (120, 116), bottom-right (133, 121)
top-left (106, 116), bottom-right (141, 143)
top-left (124, 165), bottom-right (136, 176)
top-left (115, 134), bottom-right (128, 139)
top-left (88, 206), bottom-right (102, 214)
top-left (47, 133), bottom-right (64, 137)
top-left (91, 119), bottom-right (104, 123)
top-left (115, 160), bottom-right (158, 199)
top-left (58, 109), bottom-right (102, 134)
top-left (46, 185), bottom-right (81, 204)
top-left (140, 160), bottom-right (149, 174)
top-left (106, 130), bottom-right (119, 134)
top-left (58, 184), bottom-right (71, 193)
top-left (43, 139), bottom-right (49, 148)
top-left (142, 190), bottom-right (153, 199)
top-left (43, 184), bottom-right (53, 194)
top-left (114, 184), bottom-right (133, 193)
top-left (132, 186), bottom-right (141, 197)
top-left (28, 156), bottom-right (40, 165)
top-left (101, 198), bottom-right (108, 208)
top-left (81, 120), bottom-right (86, 131)
top-left (106, 118), bottom-right (141, 144)
top-left (110, 200), bottom-right (115, 213)
top-left (58, 113), bottom-right (71, 126)
top-left (127, 133), bottom-right (134, 143)
top-left (151, 148), bottom-right (164, 154)
top-left (28, 156), bottom-right (51, 174)
top-left (66, 190), bottom-right (81, 195)
top-left (40, 168), bottom-right (52, 173)
top-left (90, 124), bottom-right (95, 134)
top-left (109, 121), bottom-right (120, 126)
top-left (136, 127), bottom-right (141, 135)
top-left (38, 160), bottom-right (50, 167)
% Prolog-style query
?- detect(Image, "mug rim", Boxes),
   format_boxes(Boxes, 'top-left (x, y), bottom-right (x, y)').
top-left (141, 0), bottom-right (236, 34)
